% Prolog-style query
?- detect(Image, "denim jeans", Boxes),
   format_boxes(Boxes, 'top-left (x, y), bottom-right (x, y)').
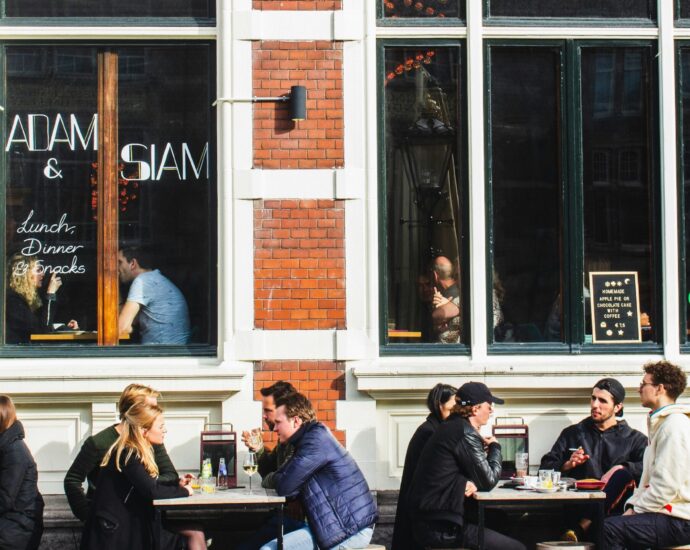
top-left (259, 525), bottom-right (374, 550)
top-left (237, 515), bottom-right (306, 550)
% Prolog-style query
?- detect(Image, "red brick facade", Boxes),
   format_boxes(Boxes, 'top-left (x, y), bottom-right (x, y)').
top-left (253, 41), bottom-right (344, 169)
top-left (254, 199), bottom-right (346, 330)
top-left (253, 1), bottom-right (341, 9)
top-left (254, 361), bottom-right (346, 446)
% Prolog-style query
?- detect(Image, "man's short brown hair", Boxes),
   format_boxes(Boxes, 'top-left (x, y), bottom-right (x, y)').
top-left (275, 392), bottom-right (317, 423)
top-left (451, 403), bottom-right (475, 419)
top-left (644, 360), bottom-right (688, 401)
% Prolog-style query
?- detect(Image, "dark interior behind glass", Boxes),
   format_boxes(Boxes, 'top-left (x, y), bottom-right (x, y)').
top-left (487, 0), bottom-right (655, 20)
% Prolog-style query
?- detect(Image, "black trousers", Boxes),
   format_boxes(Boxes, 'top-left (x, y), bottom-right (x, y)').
top-left (412, 519), bottom-right (526, 550)
top-left (605, 512), bottom-right (690, 549)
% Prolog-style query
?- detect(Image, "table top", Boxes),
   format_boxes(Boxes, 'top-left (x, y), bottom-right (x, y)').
top-left (153, 488), bottom-right (285, 507)
top-left (473, 483), bottom-right (605, 502)
top-left (30, 331), bottom-right (130, 341)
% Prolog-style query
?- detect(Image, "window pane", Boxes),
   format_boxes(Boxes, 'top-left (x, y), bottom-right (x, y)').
top-left (5, 0), bottom-right (214, 18)
top-left (383, 46), bottom-right (466, 345)
top-left (490, 46), bottom-right (563, 343)
top-left (117, 45), bottom-right (215, 346)
top-left (487, 0), bottom-right (655, 20)
top-left (5, 46), bottom-right (98, 345)
top-left (382, 0), bottom-right (464, 19)
top-left (681, 2), bottom-right (690, 20)
top-left (581, 47), bottom-right (657, 343)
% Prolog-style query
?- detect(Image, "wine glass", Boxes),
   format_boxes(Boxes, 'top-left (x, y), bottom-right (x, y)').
top-left (243, 452), bottom-right (257, 494)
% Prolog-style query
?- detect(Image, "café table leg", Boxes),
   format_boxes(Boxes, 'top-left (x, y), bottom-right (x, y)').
top-left (595, 499), bottom-right (604, 549)
top-left (477, 501), bottom-right (485, 550)
top-left (277, 503), bottom-right (284, 550)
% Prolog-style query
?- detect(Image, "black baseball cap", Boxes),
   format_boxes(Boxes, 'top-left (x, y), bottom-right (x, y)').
top-left (593, 378), bottom-right (625, 404)
top-left (456, 382), bottom-right (505, 406)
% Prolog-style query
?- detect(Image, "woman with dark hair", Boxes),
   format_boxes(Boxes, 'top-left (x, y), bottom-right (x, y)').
top-left (0, 395), bottom-right (44, 550)
top-left (391, 383), bottom-right (457, 550)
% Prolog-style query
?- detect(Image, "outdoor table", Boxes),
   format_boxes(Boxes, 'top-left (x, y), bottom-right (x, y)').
top-left (472, 482), bottom-right (605, 550)
top-left (153, 488), bottom-right (286, 549)
top-left (30, 331), bottom-right (130, 341)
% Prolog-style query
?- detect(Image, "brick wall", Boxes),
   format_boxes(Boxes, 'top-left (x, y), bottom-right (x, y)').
top-left (253, 1), bottom-right (341, 9)
top-left (253, 41), bottom-right (344, 169)
top-left (254, 361), bottom-right (346, 447)
top-left (254, 199), bottom-right (346, 329)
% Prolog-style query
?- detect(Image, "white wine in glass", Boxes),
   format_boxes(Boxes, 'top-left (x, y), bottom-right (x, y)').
top-left (243, 452), bottom-right (257, 494)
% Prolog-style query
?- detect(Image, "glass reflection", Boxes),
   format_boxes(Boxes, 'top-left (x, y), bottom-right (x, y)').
top-left (382, 0), bottom-right (463, 19)
top-left (5, 46), bottom-right (98, 344)
top-left (581, 47), bottom-right (656, 343)
top-left (490, 46), bottom-right (562, 343)
top-left (487, 0), bottom-right (655, 20)
top-left (5, 0), bottom-right (214, 18)
top-left (384, 46), bottom-right (465, 345)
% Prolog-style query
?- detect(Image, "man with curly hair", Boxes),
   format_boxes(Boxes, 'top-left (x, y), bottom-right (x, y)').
top-left (605, 360), bottom-right (690, 549)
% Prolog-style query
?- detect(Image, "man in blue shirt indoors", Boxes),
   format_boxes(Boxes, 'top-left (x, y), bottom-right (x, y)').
top-left (117, 246), bottom-right (191, 344)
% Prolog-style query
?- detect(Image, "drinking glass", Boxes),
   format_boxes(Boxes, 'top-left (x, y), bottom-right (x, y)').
top-left (249, 428), bottom-right (263, 450)
top-left (538, 469), bottom-right (553, 489)
top-left (551, 471), bottom-right (561, 487)
top-left (201, 476), bottom-right (216, 494)
top-left (515, 452), bottom-right (529, 478)
top-left (243, 452), bottom-right (258, 494)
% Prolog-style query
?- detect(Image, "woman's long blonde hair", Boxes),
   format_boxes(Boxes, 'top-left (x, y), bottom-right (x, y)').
top-left (7, 253), bottom-right (41, 311)
top-left (101, 402), bottom-right (162, 477)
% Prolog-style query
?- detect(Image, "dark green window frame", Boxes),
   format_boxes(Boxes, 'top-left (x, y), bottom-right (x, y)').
top-left (483, 0), bottom-right (657, 28)
top-left (0, 40), bottom-right (218, 359)
top-left (486, 39), bottom-right (663, 355)
top-left (377, 38), bottom-right (470, 356)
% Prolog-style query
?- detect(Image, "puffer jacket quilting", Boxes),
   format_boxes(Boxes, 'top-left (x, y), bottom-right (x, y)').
top-left (273, 422), bottom-right (378, 549)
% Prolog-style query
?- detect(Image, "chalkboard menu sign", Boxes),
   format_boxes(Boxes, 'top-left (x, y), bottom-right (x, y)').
top-left (589, 272), bottom-right (641, 344)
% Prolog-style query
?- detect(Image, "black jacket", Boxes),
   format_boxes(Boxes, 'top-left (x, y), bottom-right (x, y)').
top-left (407, 414), bottom-right (502, 526)
top-left (80, 452), bottom-right (188, 550)
top-left (539, 417), bottom-right (648, 482)
top-left (0, 421), bottom-right (43, 549)
top-left (392, 414), bottom-right (441, 550)
top-left (5, 289), bottom-right (55, 344)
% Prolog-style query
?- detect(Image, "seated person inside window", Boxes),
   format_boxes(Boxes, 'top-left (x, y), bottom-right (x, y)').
top-left (117, 246), bottom-right (190, 344)
top-left (431, 255), bottom-right (461, 343)
top-left (5, 252), bottom-right (79, 344)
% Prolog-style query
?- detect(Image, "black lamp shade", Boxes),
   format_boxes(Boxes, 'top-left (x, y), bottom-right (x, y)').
top-left (290, 85), bottom-right (307, 121)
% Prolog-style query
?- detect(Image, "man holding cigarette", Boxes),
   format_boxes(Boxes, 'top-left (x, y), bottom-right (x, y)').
top-left (539, 377), bottom-right (648, 541)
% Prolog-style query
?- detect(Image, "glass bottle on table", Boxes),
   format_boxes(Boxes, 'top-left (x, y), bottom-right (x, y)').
top-left (243, 452), bottom-right (257, 494)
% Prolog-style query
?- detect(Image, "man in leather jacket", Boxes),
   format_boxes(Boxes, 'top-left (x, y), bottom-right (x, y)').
top-left (540, 377), bottom-right (648, 541)
top-left (407, 382), bottom-right (525, 550)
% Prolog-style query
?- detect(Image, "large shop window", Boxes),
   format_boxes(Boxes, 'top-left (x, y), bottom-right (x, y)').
top-left (2, 44), bottom-right (216, 355)
top-left (484, 1), bottom-right (656, 23)
top-left (3, 1), bottom-right (214, 18)
top-left (380, 44), bottom-right (468, 352)
top-left (488, 42), bottom-right (659, 351)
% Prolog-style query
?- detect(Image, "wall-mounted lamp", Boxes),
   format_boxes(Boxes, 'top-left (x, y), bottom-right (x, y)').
top-left (212, 85), bottom-right (307, 122)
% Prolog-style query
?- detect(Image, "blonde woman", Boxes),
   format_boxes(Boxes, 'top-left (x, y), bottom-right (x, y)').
top-left (0, 395), bottom-right (44, 550)
top-left (80, 403), bottom-right (205, 550)
top-left (6, 253), bottom-right (78, 343)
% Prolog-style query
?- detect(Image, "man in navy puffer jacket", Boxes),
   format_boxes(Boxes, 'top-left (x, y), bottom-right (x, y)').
top-left (260, 392), bottom-right (378, 550)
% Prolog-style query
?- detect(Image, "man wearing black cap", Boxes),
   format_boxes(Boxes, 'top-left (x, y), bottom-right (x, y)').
top-left (407, 382), bottom-right (525, 550)
top-left (540, 377), bottom-right (648, 541)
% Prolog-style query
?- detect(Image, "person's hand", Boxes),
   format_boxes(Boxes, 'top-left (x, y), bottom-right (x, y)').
top-left (483, 436), bottom-right (498, 447)
top-left (432, 288), bottom-right (450, 308)
top-left (623, 508), bottom-right (635, 516)
top-left (242, 429), bottom-right (263, 452)
top-left (601, 465), bottom-right (624, 486)
top-left (562, 447), bottom-right (589, 471)
top-left (67, 320), bottom-right (79, 330)
top-left (179, 474), bottom-right (193, 487)
top-left (465, 480), bottom-right (478, 497)
top-left (47, 273), bottom-right (62, 294)
top-left (183, 484), bottom-right (194, 496)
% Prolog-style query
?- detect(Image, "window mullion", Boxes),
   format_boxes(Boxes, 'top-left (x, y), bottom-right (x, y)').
top-left (96, 50), bottom-right (119, 346)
